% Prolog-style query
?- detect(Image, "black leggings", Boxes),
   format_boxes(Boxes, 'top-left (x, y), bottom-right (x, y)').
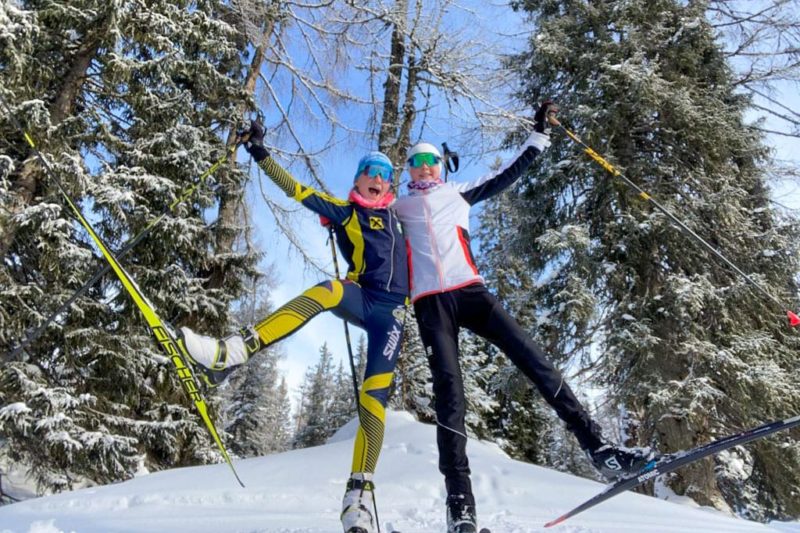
top-left (414, 283), bottom-right (604, 496)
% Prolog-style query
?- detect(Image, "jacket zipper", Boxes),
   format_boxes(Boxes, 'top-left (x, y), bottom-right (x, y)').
top-left (422, 191), bottom-right (445, 291)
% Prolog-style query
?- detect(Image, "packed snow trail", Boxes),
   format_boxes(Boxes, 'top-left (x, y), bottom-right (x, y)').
top-left (1, 411), bottom-right (796, 533)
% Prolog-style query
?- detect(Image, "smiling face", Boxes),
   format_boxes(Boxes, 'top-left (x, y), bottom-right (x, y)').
top-left (406, 144), bottom-right (443, 183)
top-left (408, 158), bottom-right (442, 183)
top-left (354, 171), bottom-right (392, 201)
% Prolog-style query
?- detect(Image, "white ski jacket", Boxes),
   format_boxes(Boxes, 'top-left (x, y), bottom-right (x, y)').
top-left (395, 131), bottom-right (551, 302)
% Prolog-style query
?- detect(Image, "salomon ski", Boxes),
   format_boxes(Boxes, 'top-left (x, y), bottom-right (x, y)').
top-left (545, 414), bottom-right (800, 527)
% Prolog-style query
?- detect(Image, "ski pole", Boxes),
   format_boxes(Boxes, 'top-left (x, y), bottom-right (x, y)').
top-left (0, 93), bottom-right (245, 487)
top-left (555, 119), bottom-right (800, 327)
top-left (322, 219), bottom-right (361, 404)
top-left (441, 142), bottom-right (459, 182)
top-left (3, 103), bottom-right (236, 360)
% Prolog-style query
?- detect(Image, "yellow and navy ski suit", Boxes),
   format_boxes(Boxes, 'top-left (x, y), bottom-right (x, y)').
top-left (254, 155), bottom-right (408, 475)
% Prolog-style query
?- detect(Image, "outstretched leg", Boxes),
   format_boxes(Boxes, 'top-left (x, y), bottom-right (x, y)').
top-left (459, 285), bottom-right (604, 451)
top-left (460, 285), bottom-right (655, 479)
top-left (179, 279), bottom-right (358, 385)
top-left (254, 279), bottom-right (357, 345)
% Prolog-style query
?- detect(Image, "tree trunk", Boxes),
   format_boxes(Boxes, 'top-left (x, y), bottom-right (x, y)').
top-left (1, 34), bottom-right (103, 261)
top-left (378, 0), bottom-right (409, 162)
top-left (656, 414), bottom-right (731, 511)
top-left (207, 21), bottom-right (272, 290)
top-left (396, 55), bottom-right (419, 161)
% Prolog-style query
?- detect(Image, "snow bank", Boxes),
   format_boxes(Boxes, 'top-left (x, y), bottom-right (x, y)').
top-left (0, 410), bottom-right (793, 532)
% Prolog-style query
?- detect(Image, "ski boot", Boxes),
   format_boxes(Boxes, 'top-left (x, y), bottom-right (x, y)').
top-left (177, 326), bottom-right (262, 387)
top-left (589, 443), bottom-right (657, 481)
top-left (446, 493), bottom-right (477, 533)
top-left (341, 473), bottom-right (376, 533)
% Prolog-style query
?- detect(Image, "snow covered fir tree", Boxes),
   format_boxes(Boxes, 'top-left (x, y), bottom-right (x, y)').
top-left (489, 0), bottom-right (800, 520)
top-left (0, 0), bottom-right (258, 493)
top-left (293, 343), bottom-right (357, 449)
top-left (0, 0), bottom-right (799, 529)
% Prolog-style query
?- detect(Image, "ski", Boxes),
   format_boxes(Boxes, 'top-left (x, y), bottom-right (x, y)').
top-left (6, 145), bottom-right (235, 361)
top-left (1, 95), bottom-right (244, 487)
top-left (545, 414), bottom-right (800, 528)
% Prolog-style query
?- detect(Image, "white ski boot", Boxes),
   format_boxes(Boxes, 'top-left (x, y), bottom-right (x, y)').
top-left (177, 326), bottom-right (261, 386)
top-left (341, 473), bottom-right (376, 533)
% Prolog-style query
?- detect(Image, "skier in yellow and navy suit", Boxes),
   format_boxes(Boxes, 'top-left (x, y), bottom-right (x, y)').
top-left (178, 121), bottom-right (408, 533)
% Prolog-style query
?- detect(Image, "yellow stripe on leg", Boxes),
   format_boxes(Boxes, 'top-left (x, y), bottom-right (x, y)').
top-left (253, 281), bottom-right (344, 346)
top-left (351, 372), bottom-right (393, 473)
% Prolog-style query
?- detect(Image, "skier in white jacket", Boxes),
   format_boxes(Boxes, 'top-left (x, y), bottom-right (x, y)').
top-left (393, 101), bottom-right (655, 533)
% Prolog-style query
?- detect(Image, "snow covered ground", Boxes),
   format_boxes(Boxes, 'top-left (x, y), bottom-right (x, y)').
top-left (1, 410), bottom-right (798, 533)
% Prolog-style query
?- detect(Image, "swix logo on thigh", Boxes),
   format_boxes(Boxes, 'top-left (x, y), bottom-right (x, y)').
top-left (383, 325), bottom-right (402, 360)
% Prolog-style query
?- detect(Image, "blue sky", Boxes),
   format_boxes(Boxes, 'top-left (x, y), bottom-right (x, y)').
top-left (239, 0), bottom-right (531, 402)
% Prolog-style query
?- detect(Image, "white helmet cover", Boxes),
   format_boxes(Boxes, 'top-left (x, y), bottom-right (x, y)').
top-left (407, 142), bottom-right (442, 161)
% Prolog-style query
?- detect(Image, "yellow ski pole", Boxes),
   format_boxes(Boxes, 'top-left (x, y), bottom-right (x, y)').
top-left (555, 117), bottom-right (800, 327)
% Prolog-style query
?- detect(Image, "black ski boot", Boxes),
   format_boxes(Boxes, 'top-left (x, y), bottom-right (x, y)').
top-left (589, 443), bottom-right (657, 481)
top-left (446, 493), bottom-right (477, 533)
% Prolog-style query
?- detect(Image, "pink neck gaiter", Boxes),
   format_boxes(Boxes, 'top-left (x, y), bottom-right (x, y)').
top-left (348, 189), bottom-right (396, 209)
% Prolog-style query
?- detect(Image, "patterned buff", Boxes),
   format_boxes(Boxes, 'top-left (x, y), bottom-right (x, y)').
top-left (408, 179), bottom-right (442, 191)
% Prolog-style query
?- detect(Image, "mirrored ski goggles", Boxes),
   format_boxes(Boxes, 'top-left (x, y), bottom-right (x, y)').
top-left (407, 152), bottom-right (442, 168)
top-left (357, 162), bottom-right (394, 182)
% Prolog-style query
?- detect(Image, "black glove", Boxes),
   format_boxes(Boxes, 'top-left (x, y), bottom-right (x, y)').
top-left (534, 100), bottom-right (559, 134)
top-left (239, 119), bottom-right (269, 161)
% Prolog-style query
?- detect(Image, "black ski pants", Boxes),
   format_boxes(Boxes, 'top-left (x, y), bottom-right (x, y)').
top-left (413, 283), bottom-right (605, 497)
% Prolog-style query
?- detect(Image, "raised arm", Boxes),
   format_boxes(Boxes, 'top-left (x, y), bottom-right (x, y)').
top-left (242, 121), bottom-right (351, 224)
top-left (452, 101), bottom-right (558, 205)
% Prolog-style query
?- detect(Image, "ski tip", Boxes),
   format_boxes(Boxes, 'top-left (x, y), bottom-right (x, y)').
top-left (788, 310), bottom-right (800, 327)
top-left (544, 516), bottom-right (567, 528)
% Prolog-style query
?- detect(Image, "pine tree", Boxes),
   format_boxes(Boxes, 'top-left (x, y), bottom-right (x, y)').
top-left (223, 346), bottom-right (291, 457)
top-left (293, 343), bottom-right (336, 448)
top-left (0, 0), bottom-right (256, 494)
top-left (329, 361), bottom-right (357, 433)
top-left (504, 0), bottom-right (800, 519)
top-left (476, 182), bottom-right (564, 469)
top-left (390, 308), bottom-right (435, 422)
top-left (355, 334), bottom-right (367, 385)
top-left (457, 331), bottom-right (499, 440)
